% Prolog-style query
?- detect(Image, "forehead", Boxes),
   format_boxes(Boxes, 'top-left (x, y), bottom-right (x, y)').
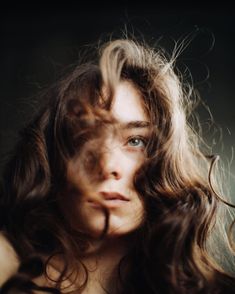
top-left (111, 81), bottom-right (147, 122)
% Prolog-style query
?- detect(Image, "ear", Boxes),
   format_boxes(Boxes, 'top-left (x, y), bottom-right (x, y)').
top-left (0, 232), bottom-right (19, 286)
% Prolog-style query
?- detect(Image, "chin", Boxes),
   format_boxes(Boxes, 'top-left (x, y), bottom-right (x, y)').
top-left (86, 216), bottom-right (143, 239)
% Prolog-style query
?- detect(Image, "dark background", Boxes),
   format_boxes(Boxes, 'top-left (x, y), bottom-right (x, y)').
top-left (0, 5), bottom-right (235, 196)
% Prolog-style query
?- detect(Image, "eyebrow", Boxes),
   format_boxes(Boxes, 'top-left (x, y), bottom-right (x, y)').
top-left (121, 120), bottom-right (150, 129)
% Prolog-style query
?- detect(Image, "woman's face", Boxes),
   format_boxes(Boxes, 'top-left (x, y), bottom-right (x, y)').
top-left (66, 81), bottom-right (150, 238)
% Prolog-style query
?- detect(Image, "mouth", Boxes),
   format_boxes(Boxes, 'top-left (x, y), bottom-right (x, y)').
top-left (88, 191), bottom-right (130, 208)
top-left (100, 191), bottom-right (130, 202)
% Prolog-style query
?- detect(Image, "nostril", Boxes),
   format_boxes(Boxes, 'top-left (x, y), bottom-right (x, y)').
top-left (111, 171), bottom-right (121, 179)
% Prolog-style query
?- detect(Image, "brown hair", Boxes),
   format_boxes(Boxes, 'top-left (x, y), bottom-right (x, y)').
top-left (0, 38), bottom-right (235, 293)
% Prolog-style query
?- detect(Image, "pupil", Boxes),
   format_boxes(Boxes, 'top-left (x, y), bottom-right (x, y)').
top-left (132, 139), bottom-right (139, 145)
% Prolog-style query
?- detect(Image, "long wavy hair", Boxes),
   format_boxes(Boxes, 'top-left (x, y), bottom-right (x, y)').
top-left (0, 38), bottom-right (235, 293)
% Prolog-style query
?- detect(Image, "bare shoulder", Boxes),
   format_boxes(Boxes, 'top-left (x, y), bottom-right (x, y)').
top-left (0, 231), bottom-right (19, 286)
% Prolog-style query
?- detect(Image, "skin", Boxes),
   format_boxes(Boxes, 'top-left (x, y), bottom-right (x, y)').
top-left (0, 233), bottom-right (19, 285)
top-left (66, 80), bottom-right (150, 239)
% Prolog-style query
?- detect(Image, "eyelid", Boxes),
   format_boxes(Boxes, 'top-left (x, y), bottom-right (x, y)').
top-left (125, 135), bottom-right (148, 147)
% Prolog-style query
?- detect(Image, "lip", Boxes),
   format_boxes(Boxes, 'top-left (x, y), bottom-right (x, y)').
top-left (100, 191), bottom-right (130, 202)
top-left (88, 192), bottom-right (130, 208)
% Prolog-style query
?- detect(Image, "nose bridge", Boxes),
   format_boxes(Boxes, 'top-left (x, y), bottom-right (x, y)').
top-left (101, 139), bottom-right (123, 179)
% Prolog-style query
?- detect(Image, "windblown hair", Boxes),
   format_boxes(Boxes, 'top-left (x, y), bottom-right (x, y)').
top-left (0, 38), bottom-right (235, 293)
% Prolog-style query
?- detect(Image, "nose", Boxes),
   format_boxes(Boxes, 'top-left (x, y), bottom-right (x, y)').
top-left (100, 147), bottom-right (123, 180)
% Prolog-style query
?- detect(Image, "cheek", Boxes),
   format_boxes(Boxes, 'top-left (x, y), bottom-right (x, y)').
top-left (123, 151), bottom-right (146, 177)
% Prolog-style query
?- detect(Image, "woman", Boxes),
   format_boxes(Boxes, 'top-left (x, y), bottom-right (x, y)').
top-left (0, 38), bottom-right (235, 293)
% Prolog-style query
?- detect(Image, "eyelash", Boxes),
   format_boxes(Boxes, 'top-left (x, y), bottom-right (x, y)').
top-left (126, 136), bottom-right (147, 148)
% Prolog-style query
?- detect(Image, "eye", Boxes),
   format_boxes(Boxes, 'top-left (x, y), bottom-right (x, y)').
top-left (127, 136), bottom-right (146, 148)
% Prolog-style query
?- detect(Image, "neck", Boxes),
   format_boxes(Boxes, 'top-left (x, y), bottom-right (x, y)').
top-left (48, 235), bottom-right (133, 293)
top-left (79, 236), bottom-right (131, 293)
